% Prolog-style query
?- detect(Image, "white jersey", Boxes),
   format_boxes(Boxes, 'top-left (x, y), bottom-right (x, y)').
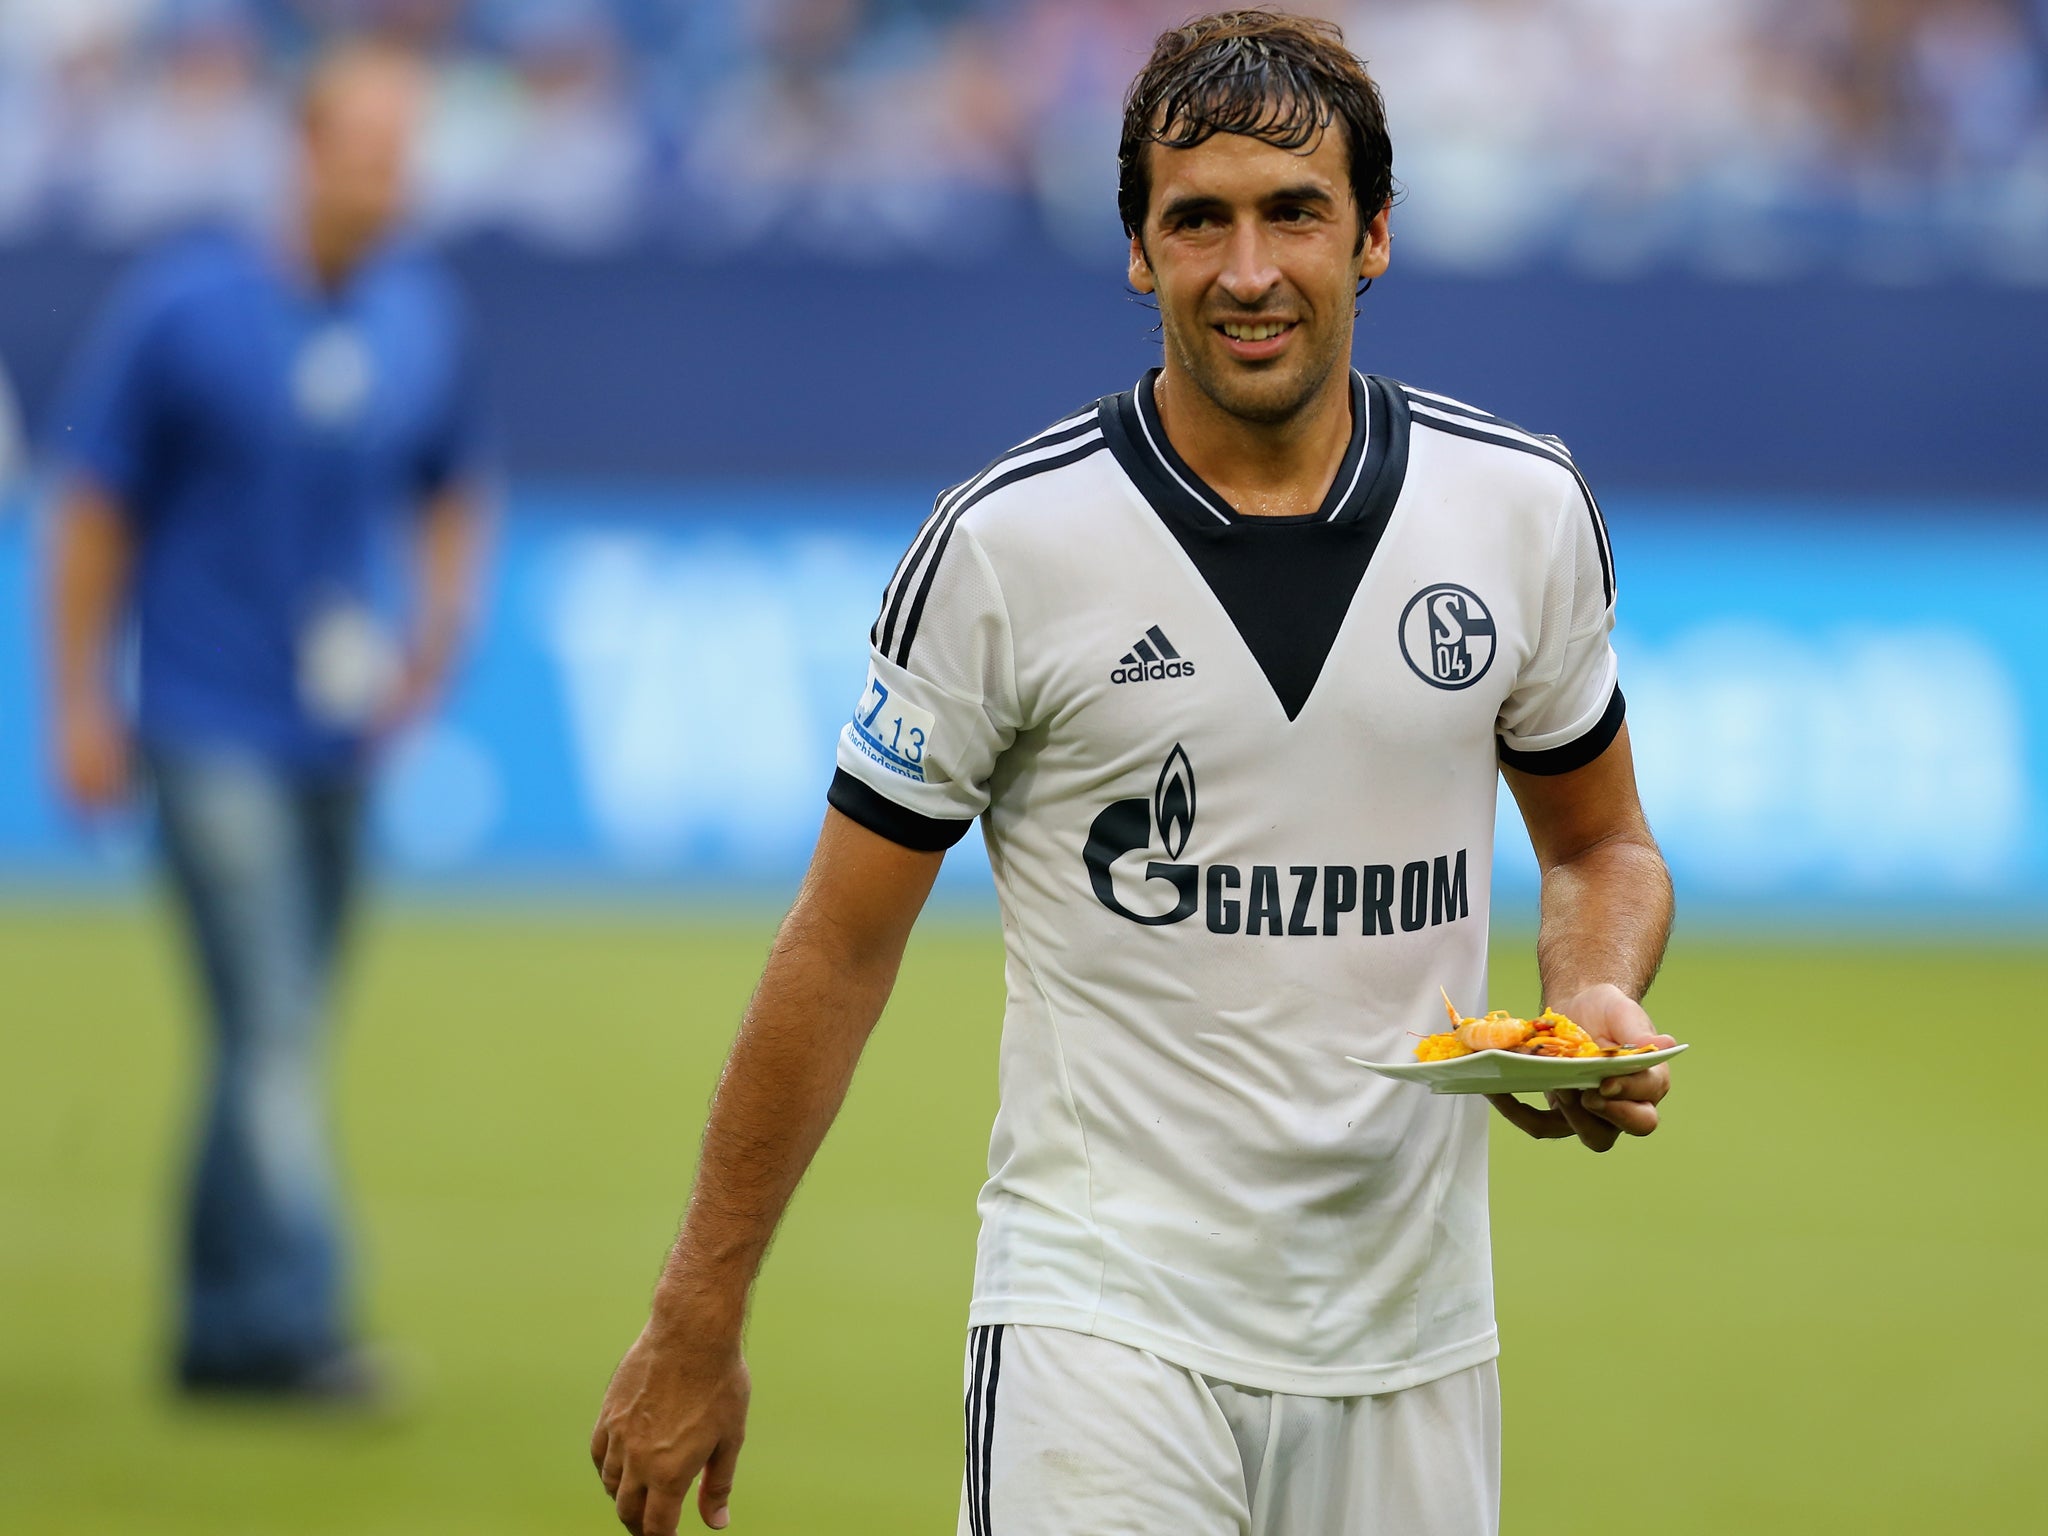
top-left (833, 370), bottom-right (1622, 1397)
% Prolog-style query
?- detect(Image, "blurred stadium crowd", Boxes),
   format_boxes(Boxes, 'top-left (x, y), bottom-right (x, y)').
top-left (3, 0), bottom-right (2047, 278)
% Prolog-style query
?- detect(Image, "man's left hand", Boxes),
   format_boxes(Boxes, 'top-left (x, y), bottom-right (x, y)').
top-left (1486, 983), bottom-right (1676, 1153)
top-left (374, 650), bottom-right (445, 741)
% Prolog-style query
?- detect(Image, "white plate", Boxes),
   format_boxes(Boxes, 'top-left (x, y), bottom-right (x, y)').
top-left (1345, 1042), bottom-right (1688, 1096)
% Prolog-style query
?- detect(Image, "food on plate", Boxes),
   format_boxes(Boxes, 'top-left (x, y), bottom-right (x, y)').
top-left (1415, 990), bottom-right (1659, 1062)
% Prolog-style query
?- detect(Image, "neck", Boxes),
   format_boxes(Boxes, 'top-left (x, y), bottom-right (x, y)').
top-left (1152, 362), bottom-right (1354, 520)
top-left (302, 204), bottom-right (371, 293)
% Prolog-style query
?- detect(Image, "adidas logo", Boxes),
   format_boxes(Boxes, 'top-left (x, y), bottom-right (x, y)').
top-left (1110, 625), bottom-right (1196, 685)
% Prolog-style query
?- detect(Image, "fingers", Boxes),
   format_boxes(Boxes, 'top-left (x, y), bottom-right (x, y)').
top-left (1578, 1063), bottom-right (1666, 1137)
top-left (1496, 1072), bottom-right (1670, 1150)
top-left (1581, 1092), bottom-right (1659, 1136)
top-left (615, 1473), bottom-right (649, 1533)
top-left (640, 1484), bottom-right (687, 1536)
top-left (601, 1433), bottom-right (627, 1499)
top-left (1596, 1063), bottom-right (1669, 1104)
top-left (1581, 1061), bottom-right (1670, 1138)
top-left (699, 1435), bottom-right (743, 1530)
top-left (603, 1445), bottom-right (697, 1536)
top-left (1581, 1097), bottom-right (1662, 1146)
top-left (591, 1421), bottom-right (611, 1474)
top-left (1486, 1093), bottom-right (1574, 1139)
top-left (1546, 1090), bottom-right (1620, 1153)
top-left (618, 1464), bottom-right (695, 1536)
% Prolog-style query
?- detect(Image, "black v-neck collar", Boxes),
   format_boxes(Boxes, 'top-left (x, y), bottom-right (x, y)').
top-left (1110, 368), bottom-right (1401, 530)
top-left (1097, 371), bottom-right (1412, 720)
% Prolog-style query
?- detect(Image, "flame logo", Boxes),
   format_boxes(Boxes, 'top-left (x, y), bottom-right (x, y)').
top-left (1154, 743), bottom-right (1196, 861)
top-left (1084, 744), bottom-right (1201, 926)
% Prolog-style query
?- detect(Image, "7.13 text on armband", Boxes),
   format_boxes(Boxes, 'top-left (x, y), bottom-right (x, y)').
top-left (851, 674), bottom-right (935, 783)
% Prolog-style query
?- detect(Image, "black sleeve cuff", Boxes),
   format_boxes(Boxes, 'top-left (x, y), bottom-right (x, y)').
top-left (827, 768), bottom-right (975, 851)
top-left (1497, 686), bottom-right (1626, 776)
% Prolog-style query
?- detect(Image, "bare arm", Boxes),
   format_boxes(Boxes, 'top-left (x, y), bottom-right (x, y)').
top-left (656, 809), bottom-right (941, 1324)
top-left (46, 479), bottom-right (135, 811)
top-left (387, 483), bottom-right (488, 728)
top-left (1514, 722), bottom-right (1672, 1006)
top-left (593, 808), bottom-right (946, 1536)
top-left (1493, 722), bottom-right (1677, 1151)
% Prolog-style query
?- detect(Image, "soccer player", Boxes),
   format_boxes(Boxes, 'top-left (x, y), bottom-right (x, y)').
top-left (46, 40), bottom-right (488, 1400)
top-left (591, 11), bottom-right (1674, 1533)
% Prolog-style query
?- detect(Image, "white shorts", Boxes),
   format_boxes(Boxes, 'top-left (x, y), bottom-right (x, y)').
top-left (956, 1324), bottom-right (1500, 1536)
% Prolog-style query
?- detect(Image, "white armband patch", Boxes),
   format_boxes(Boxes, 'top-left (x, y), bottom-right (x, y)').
top-left (848, 667), bottom-right (937, 782)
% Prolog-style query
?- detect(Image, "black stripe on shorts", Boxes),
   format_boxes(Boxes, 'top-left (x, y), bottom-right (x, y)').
top-left (963, 1325), bottom-right (1005, 1535)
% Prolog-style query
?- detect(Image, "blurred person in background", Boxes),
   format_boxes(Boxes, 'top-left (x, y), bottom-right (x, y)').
top-left (43, 34), bottom-right (490, 1402)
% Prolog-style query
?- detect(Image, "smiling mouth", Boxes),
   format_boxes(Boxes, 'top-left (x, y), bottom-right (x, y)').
top-left (1218, 320), bottom-right (1296, 342)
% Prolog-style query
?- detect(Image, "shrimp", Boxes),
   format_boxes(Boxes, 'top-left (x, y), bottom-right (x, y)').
top-left (1434, 990), bottom-right (1535, 1053)
top-left (1455, 1010), bottom-right (1535, 1053)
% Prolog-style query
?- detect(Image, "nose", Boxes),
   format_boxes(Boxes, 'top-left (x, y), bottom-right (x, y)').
top-left (1218, 220), bottom-right (1280, 306)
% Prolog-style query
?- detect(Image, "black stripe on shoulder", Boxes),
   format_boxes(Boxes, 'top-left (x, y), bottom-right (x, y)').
top-left (893, 434), bottom-right (1107, 667)
top-left (1401, 392), bottom-right (1615, 603)
top-left (875, 491), bottom-right (957, 651)
top-left (1013, 412), bottom-right (1103, 454)
top-left (1498, 686), bottom-right (1626, 776)
top-left (1407, 401), bottom-right (1574, 467)
top-left (1405, 407), bottom-right (1615, 607)
top-left (875, 411), bottom-right (1102, 656)
top-left (827, 769), bottom-right (974, 851)
top-left (1403, 390), bottom-right (1575, 463)
top-left (1400, 388), bottom-right (1511, 428)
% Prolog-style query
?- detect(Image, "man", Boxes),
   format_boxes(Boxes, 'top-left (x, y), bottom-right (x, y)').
top-left (47, 38), bottom-right (488, 1400)
top-left (592, 11), bottom-right (1674, 1534)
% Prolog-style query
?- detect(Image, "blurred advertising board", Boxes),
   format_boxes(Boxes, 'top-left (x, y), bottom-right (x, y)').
top-left (0, 490), bottom-right (2041, 924)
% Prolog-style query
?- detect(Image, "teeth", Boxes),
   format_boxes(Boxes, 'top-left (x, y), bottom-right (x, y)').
top-left (1223, 322), bottom-right (1288, 341)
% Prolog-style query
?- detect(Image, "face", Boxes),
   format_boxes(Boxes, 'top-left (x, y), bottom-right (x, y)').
top-left (1129, 125), bottom-right (1390, 426)
top-left (301, 52), bottom-right (426, 258)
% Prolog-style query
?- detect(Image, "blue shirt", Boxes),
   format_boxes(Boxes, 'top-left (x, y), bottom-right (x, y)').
top-left (55, 225), bottom-right (487, 769)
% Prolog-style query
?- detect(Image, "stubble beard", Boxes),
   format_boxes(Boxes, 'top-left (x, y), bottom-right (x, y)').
top-left (1169, 319), bottom-right (1348, 428)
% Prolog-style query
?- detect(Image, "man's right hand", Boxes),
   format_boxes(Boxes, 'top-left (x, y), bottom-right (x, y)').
top-left (55, 693), bottom-right (130, 812)
top-left (591, 1315), bottom-right (751, 1535)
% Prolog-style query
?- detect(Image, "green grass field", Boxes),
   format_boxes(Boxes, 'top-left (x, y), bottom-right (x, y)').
top-left (2, 903), bottom-right (2044, 1534)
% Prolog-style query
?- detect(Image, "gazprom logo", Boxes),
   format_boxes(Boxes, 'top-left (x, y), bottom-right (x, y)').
top-left (1083, 745), bottom-right (1470, 936)
top-left (1084, 745), bottom-right (1199, 925)
top-left (1399, 583), bottom-right (1496, 691)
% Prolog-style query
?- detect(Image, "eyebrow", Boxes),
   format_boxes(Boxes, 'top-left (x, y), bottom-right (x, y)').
top-left (1159, 192), bottom-right (1229, 223)
top-left (1159, 184), bottom-right (1337, 222)
top-left (1262, 184), bottom-right (1338, 210)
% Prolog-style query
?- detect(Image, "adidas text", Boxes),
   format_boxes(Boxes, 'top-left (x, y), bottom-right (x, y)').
top-left (1111, 659), bottom-right (1196, 685)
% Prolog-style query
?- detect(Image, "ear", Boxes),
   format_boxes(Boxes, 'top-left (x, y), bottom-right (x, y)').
top-left (1128, 234), bottom-right (1156, 295)
top-left (1358, 201), bottom-right (1392, 284)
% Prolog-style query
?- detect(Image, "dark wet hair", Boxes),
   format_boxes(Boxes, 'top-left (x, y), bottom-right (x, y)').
top-left (1117, 10), bottom-right (1394, 252)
